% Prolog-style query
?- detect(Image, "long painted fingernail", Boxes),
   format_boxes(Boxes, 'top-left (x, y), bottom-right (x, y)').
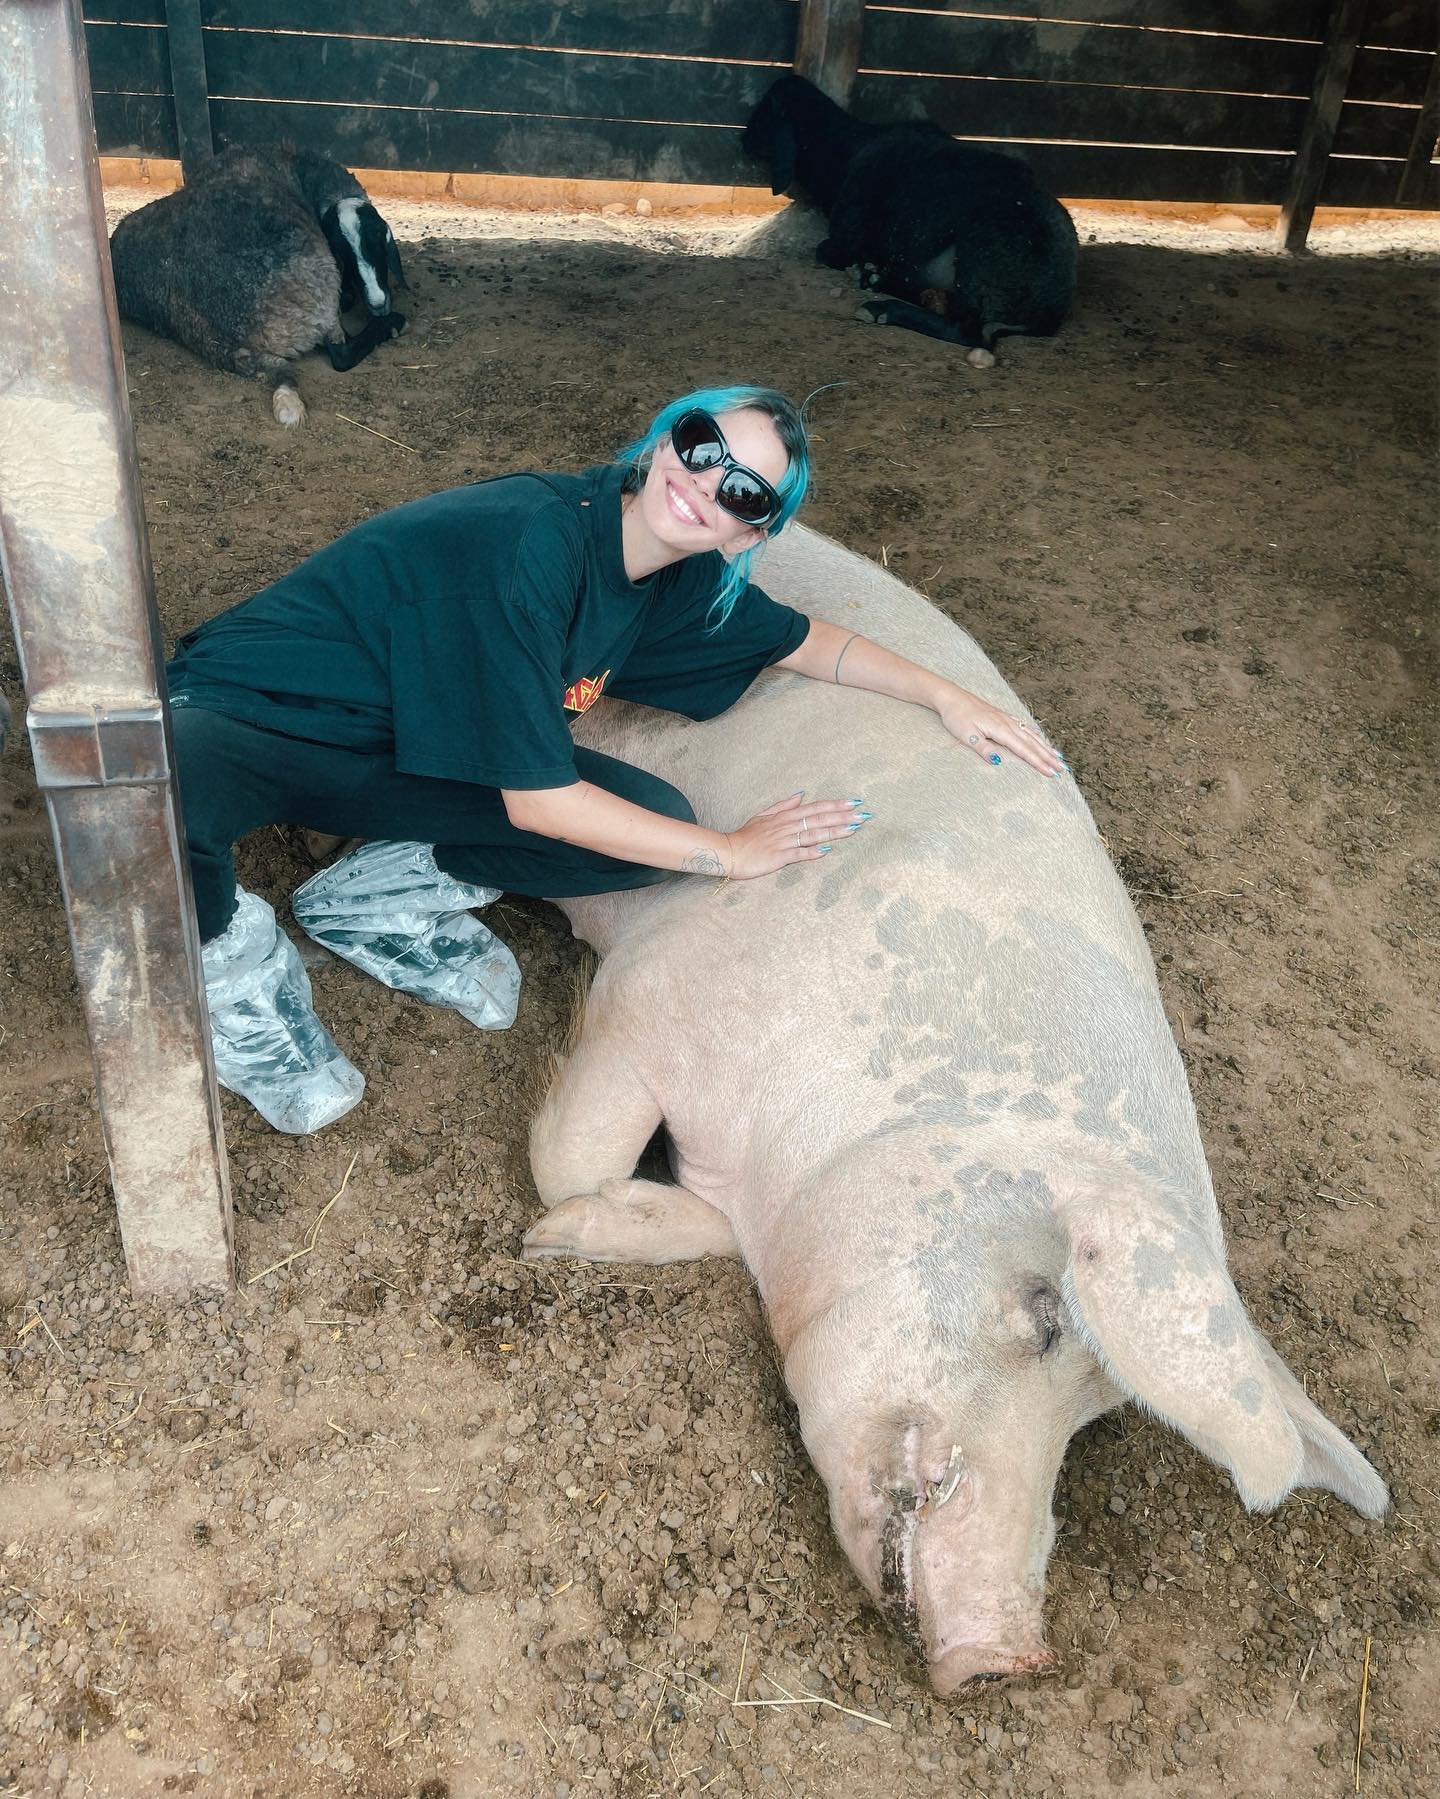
top-left (791, 789), bottom-right (806, 799)
top-left (819, 844), bottom-right (833, 854)
top-left (989, 753), bottom-right (1003, 765)
top-left (845, 821), bottom-right (863, 833)
top-left (848, 797), bottom-right (865, 806)
top-left (855, 810), bottom-right (873, 820)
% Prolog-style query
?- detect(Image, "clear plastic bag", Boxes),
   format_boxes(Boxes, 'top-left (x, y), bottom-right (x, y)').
top-left (202, 889), bottom-right (365, 1133)
top-left (292, 840), bottom-right (521, 1031)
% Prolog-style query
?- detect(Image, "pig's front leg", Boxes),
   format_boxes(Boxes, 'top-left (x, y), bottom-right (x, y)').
top-left (525, 1020), bottom-right (739, 1266)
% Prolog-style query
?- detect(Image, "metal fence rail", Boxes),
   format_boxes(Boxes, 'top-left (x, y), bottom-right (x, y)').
top-left (80, 0), bottom-right (1440, 214)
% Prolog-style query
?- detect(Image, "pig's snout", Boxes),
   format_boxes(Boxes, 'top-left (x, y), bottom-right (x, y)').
top-left (929, 1640), bottom-right (1057, 1696)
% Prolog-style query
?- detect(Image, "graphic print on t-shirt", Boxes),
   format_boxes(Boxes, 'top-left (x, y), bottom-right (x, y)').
top-left (563, 668), bottom-right (610, 715)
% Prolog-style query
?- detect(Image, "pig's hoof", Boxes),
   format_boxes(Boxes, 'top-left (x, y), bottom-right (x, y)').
top-left (520, 1196), bottom-right (611, 1262)
top-left (520, 1178), bottom-right (739, 1266)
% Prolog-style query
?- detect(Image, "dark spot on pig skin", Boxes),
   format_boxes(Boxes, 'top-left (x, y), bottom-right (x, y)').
top-left (861, 888), bottom-right (882, 910)
top-left (904, 1064), bottom-right (1016, 1132)
top-left (1208, 1303), bottom-right (1240, 1346)
top-left (866, 952), bottom-right (884, 968)
top-left (722, 889), bottom-right (744, 905)
top-left (854, 1116), bottom-right (916, 1150)
top-left (912, 1187), bottom-right (957, 1219)
top-left (1231, 1377), bottom-right (1264, 1416)
top-left (867, 890), bottom-right (1210, 1203)
top-left (775, 867), bottom-right (803, 890)
top-left (1002, 810), bottom-right (1040, 839)
top-left (1010, 1091), bottom-right (1059, 1121)
top-left (1132, 1241), bottom-right (1179, 1293)
top-left (951, 1165), bottom-right (1054, 1213)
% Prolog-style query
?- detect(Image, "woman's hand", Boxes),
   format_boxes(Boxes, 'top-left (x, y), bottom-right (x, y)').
top-left (937, 688), bottom-right (1065, 777)
top-left (714, 792), bottom-right (866, 879)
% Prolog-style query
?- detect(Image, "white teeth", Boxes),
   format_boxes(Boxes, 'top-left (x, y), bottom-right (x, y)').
top-left (669, 482), bottom-right (703, 526)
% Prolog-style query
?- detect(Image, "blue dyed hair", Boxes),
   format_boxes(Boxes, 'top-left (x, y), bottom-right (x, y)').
top-left (616, 385), bottom-right (811, 626)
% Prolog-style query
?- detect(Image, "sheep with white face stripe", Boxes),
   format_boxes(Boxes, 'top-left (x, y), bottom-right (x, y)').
top-left (109, 147), bottom-right (407, 427)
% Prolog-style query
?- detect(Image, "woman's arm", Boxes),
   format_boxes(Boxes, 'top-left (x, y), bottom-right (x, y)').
top-left (504, 781), bottom-right (863, 880)
top-left (775, 616), bottom-right (1064, 777)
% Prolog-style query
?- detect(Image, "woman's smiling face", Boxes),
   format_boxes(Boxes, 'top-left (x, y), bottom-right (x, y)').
top-left (634, 406), bottom-right (790, 562)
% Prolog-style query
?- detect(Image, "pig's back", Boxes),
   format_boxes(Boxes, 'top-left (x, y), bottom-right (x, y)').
top-left (569, 525), bottom-right (1214, 1218)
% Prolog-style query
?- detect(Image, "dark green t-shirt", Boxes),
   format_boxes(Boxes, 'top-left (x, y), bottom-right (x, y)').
top-left (166, 462), bottom-right (810, 789)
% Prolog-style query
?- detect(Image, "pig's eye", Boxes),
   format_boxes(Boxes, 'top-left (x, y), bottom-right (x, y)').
top-left (1026, 1282), bottom-right (1061, 1357)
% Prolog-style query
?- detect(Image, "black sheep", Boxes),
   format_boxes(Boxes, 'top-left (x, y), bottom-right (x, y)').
top-left (743, 74), bottom-right (1077, 367)
top-left (109, 147), bottom-right (408, 426)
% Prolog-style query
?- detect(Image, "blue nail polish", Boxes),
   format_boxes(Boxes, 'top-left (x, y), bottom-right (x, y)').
top-left (819, 844), bottom-right (833, 854)
top-left (848, 797), bottom-right (865, 806)
top-left (856, 810), bottom-right (874, 821)
top-left (845, 822), bottom-right (863, 832)
top-left (989, 753), bottom-right (1003, 765)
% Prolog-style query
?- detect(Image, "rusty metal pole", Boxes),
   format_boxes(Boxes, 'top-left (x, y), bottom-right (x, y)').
top-left (0, 0), bottom-right (234, 1294)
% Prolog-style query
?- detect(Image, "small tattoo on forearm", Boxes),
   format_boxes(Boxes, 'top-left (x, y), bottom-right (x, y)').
top-left (682, 848), bottom-right (725, 876)
top-left (833, 632), bottom-right (860, 685)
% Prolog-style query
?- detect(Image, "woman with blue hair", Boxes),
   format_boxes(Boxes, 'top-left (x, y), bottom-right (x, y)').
top-left (168, 384), bottom-right (1059, 1132)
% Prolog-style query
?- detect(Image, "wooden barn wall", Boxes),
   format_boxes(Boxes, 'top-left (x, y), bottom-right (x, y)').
top-left (83, 2), bottom-right (1440, 208)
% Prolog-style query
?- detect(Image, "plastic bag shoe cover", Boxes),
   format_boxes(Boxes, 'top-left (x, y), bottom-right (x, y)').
top-left (202, 889), bottom-right (365, 1134)
top-left (291, 840), bottom-right (521, 1031)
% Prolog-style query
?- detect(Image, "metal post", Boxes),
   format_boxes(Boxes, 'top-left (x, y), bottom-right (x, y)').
top-left (0, 0), bottom-right (234, 1295)
top-left (795, 0), bottom-right (867, 106)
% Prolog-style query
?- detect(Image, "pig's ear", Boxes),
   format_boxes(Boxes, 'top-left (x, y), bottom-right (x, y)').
top-left (1053, 1172), bottom-right (1388, 1519)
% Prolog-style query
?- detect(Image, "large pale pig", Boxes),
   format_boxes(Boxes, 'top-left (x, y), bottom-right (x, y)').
top-left (521, 524), bottom-right (1388, 1692)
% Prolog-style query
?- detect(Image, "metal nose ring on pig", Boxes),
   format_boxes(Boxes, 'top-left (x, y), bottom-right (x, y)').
top-left (521, 523), bottom-right (1388, 1693)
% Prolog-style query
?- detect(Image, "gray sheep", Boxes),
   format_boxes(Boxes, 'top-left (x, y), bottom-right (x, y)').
top-left (109, 147), bottom-right (408, 426)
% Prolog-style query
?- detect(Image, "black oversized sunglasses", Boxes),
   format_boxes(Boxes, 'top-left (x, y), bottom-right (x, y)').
top-left (669, 409), bottom-right (783, 527)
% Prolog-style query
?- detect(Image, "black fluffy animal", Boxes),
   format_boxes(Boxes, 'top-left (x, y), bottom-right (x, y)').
top-left (743, 75), bottom-right (1077, 366)
top-left (109, 147), bottom-right (408, 426)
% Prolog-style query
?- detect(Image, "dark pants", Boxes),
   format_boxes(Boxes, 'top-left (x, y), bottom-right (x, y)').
top-left (173, 706), bottom-right (695, 943)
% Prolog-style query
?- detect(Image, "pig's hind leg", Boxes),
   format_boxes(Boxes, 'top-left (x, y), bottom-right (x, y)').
top-left (525, 1030), bottom-right (739, 1266)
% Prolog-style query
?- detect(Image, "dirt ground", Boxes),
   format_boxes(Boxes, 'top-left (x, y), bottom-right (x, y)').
top-left (1, 191), bottom-right (1436, 1799)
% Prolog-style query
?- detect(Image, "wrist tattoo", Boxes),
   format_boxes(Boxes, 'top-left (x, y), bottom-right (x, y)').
top-left (833, 632), bottom-right (860, 685)
top-left (681, 847), bottom-right (725, 877)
